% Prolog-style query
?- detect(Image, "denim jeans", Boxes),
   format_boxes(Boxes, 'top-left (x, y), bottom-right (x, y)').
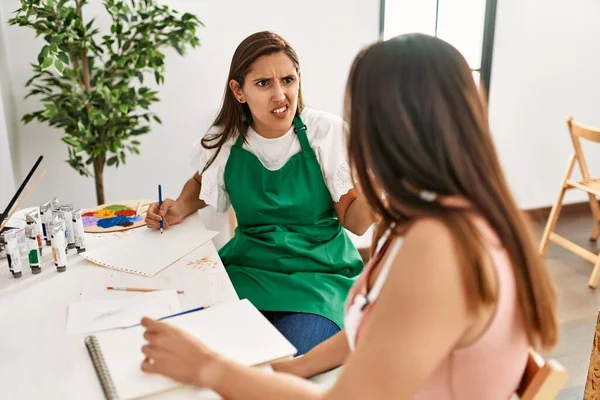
top-left (261, 311), bottom-right (340, 356)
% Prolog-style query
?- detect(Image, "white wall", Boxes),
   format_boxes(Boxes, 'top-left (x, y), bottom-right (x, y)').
top-left (488, 0), bottom-right (600, 209)
top-left (7, 0), bottom-right (596, 220)
top-left (0, 3), bottom-right (17, 210)
top-left (0, 87), bottom-right (16, 210)
top-left (3, 0), bottom-right (378, 246)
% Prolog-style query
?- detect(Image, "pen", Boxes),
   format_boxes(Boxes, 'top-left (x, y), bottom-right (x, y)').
top-left (158, 184), bottom-right (163, 234)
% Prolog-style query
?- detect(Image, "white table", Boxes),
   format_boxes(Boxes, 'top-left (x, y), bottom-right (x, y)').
top-left (0, 211), bottom-right (238, 400)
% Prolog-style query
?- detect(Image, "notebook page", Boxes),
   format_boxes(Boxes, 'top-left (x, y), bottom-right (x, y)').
top-left (67, 290), bottom-right (181, 335)
top-left (93, 299), bottom-right (297, 400)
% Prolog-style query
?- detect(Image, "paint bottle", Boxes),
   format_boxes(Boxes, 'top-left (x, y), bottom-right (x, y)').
top-left (25, 224), bottom-right (41, 274)
top-left (3, 229), bottom-right (23, 278)
top-left (72, 208), bottom-right (87, 253)
top-left (26, 212), bottom-right (43, 256)
top-left (50, 219), bottom-right (67, 272)
top-left (40, 202), bottom-right (52, 245)
top-left (59, 204), bottom-right (76, 250)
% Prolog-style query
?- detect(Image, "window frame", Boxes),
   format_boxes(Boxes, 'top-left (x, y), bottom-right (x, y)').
top-left (379, 0), bottom-right (498, 98)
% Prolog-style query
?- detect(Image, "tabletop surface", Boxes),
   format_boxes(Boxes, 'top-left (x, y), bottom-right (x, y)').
top-left (0, 211), bottom-right (239, 400)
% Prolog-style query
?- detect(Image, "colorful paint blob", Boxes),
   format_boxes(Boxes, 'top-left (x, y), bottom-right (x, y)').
top-left (82, 204), bottom-right (142, 230)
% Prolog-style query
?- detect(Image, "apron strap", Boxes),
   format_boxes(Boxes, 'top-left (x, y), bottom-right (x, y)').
top-left (293, 115), bottom-right (312, 153)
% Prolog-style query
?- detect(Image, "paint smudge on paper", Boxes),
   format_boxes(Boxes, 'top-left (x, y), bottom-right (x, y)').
top-left (187, 257), bottom-right (217, 270)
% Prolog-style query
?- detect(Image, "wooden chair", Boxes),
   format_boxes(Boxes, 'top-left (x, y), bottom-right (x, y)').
top-left (585, 311), bottom-right (600, 399)
top-left (517, 349), bottom-right (568, 399)
top-left (539, 117), bottom-right (600, 288)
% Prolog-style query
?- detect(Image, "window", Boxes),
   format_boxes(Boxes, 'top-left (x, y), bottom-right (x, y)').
top-left (380, 0), bottom-right (497, 96)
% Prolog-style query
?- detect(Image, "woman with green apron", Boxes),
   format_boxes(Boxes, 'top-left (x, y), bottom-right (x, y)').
top-left (146, 31), bottom-right (373, 354)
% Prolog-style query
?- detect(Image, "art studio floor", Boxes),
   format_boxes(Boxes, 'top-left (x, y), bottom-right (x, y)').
top-left (529, 205), bottom-right (600, 399)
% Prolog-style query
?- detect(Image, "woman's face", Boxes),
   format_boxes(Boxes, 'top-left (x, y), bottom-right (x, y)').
top-left (230, 52), bottom-right (300, 137)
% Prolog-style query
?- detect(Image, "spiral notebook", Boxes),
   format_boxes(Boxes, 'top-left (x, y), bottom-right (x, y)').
top-left (85, 299), bottom-right (298, 400)
top-left (81, 213), bottom-right (218, 277)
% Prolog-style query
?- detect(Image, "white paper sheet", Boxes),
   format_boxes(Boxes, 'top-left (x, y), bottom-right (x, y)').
top-left (81, 213), bottom-right (218, 277)
top-left (67, 290), bottom-right (181, 335)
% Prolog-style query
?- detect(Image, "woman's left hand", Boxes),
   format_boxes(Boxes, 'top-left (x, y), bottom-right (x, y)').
top-left (140, 317), bottom-right (218, 387)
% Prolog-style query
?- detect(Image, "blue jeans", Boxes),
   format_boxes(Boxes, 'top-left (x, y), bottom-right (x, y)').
top-left (261, 311), bottom-right (340, 356)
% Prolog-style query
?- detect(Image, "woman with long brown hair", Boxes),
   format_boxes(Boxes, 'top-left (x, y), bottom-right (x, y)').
top-left (139, 33), bottom-right (558, 399)
top-left (144, 31), bottom-right (373, 355)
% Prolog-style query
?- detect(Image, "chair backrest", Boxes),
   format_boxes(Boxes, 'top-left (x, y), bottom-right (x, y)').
top-left (567, 117), bottom-right (600, 181)
top-left (516, 349), bottom-right (568, 400)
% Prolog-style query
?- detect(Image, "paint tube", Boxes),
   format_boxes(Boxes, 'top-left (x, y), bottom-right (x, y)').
top-left (3, 229), bottom-right (23, 278)
top-left (40, 202), bottom-right (52, 245)
top-left (52, 210), bottom-right (68, 254)
top-left (26, 211), bottom-right (43, 256)
top-left (50, 218), bottom-right (67, 272)
top-left (72, 208), bottom-right (86, 253)
top-left (59, 204), bottom-right (76, 250)
top-left (25, 224), bottom-right (41, 274)
top-left (51, 197), bottom-right (60, 212)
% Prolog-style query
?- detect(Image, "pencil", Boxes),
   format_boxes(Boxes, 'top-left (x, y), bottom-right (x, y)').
top-left (158, 184), bottom-right (163, 234)
top-left (106, 286), bottom-right (184, 294)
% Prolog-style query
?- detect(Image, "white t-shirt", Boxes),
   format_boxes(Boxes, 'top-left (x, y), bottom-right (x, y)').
top-left (190, 108), bottom-right (354, 213)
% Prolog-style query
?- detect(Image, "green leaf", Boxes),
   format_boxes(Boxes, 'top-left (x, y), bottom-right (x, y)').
top-left (49, 43), bottom-right (58, 55)
top-left (152, 115), bottom-right (162, 124)
top-left (110, 139), bottom-right (118, 153)
top-left (54, 59), bottom-right (65, 75)
top-left (41, 57), bottom-right (53, 70)
top-left (107, 156), bottom-right (118, 166)
top-left (119, 104), bottom-right (128, 113)
top-left (42, 103), bottom-right (58, 118)
top-left (57, 52), bottom-right (69, 64)
top-left (61, 137), bottom-right (80, 147)
top-left (41, 45), bottom-right (50, 59)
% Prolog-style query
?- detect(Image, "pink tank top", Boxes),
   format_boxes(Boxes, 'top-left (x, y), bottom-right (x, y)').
top-left (344, 222), bottom-right (529, 399)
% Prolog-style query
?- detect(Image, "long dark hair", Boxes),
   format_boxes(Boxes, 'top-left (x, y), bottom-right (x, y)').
top-left (201, 31), bottom-right (304, 172)
top-left (345, 34), bottom-right (558, 350)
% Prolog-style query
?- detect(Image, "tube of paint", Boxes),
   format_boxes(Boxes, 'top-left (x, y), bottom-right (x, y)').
top-left (59, 204), bottom-right (76, 250)
top-left (40, 202), bottom-right (52, 245)
top-left (3, 229), bottom-right (23, 278)
top-left (51, 197), bottom-right (60, 212)
top-left (25, 225), bottom-right (41, 274)
top-left (26, 212), bottom-right (43, 256)
top-left (52, 211), bottom-right (68, 254)
top-left (50, 219), bottom-right (67, 272)
top-left (72, 208), bottom-right (86, 253)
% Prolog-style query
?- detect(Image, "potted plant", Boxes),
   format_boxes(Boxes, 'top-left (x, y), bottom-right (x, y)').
top-left (9, 0), bottom-right (203, 204)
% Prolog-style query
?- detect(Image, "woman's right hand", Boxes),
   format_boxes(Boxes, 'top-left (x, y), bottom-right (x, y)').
top-left (145, 198), bottom-right (185, 230)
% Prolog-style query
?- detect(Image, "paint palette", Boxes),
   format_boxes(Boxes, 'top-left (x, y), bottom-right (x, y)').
top-left (83, 199), bottom-right (153, 233)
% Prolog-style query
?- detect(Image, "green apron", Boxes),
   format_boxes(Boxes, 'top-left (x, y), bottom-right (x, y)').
top-left (218, 115), bottom-right (363, 328)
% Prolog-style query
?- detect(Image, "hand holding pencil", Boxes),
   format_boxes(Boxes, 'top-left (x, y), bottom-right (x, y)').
top-left (144, 186), bottom-right (185, 231)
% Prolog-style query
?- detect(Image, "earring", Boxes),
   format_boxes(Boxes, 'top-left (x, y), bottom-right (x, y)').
top-left (419, 190), bottom-right (437, 202)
